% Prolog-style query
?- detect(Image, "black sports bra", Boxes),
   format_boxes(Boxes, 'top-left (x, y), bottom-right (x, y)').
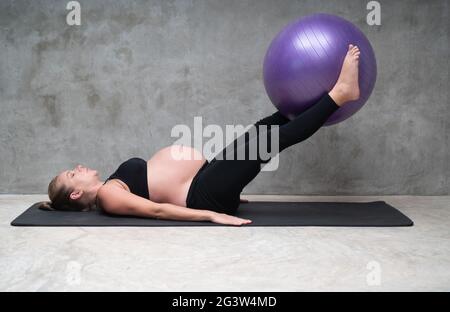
top-left (104, 157), bottom-right (150, 199)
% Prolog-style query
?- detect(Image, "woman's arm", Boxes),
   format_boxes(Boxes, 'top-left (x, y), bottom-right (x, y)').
top-left (156, 203), bottom-right (214, 221)
top-left (97, 184), bottom-right (251, 225)
top-left (158, 203), bottom-right (252, 225)
top-left (98, 184), bottom-right (212, 221)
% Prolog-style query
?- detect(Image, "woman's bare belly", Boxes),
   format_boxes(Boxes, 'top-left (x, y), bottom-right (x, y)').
top-left (146, 145), bottom-right (207, 207)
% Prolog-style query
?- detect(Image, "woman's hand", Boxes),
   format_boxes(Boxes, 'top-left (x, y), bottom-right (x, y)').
top-left (209, 212), bottom-right (252, 226)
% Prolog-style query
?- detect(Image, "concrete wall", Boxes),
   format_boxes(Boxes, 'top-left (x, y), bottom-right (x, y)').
top-left (0, 0), bottom-right (448, 195)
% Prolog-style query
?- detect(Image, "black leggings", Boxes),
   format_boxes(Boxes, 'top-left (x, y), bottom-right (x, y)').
top-left (186, 93), bottom-right (339, 214)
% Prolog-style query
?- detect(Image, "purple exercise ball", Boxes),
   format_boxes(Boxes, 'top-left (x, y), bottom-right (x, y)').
top-left (263, 13), bottom-right (377, 126)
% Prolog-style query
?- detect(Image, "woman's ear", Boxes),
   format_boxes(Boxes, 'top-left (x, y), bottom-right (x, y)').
top-left (70, 189), bottom-right (83, 201)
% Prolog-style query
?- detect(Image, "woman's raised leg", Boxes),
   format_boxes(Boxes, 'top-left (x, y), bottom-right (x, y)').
top-left (196, 44), bottom-right (361, 212)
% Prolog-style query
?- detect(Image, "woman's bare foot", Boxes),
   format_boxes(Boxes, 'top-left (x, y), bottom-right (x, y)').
top-left (329, 44), bottom-right (361, 106)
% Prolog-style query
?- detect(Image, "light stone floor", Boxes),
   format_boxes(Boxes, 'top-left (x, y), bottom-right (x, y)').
top-left (0, 195), bottom-right (449, 292)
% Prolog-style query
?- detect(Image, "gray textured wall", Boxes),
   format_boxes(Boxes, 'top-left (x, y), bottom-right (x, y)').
top-left (0, 0), bottom-right (448, 195)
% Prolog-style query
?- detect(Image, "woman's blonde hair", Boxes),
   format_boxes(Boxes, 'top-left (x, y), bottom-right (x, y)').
top-left (38, 175), bottom-right (89, 212)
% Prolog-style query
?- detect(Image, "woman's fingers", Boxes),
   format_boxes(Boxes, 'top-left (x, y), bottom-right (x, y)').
top-left (210, 212), bottom-right (252, 226)
top-left (237, 217), bottom-right (252, 225)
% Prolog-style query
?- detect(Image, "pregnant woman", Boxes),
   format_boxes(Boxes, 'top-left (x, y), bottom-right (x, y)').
top-left (39, 45), bottom-right (361, 226)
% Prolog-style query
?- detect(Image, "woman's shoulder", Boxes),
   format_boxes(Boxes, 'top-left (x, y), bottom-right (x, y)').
top-left (100, 179), bottom-right (130, 193)
top-left (96, 181), bottom-right (130, 212)
top-left (97, 179), bottom-right (156, 216)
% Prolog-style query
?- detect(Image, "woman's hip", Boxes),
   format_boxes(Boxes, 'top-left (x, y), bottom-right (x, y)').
top-left (186, 161), bottom-right (240, 214)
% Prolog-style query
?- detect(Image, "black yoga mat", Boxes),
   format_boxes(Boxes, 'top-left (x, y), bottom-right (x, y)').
top-left (11, 201), bottom-right (413, 227)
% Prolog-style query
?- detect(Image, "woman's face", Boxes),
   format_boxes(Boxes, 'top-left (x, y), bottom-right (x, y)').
top-left (58, 165), bottom-right (100, 192)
